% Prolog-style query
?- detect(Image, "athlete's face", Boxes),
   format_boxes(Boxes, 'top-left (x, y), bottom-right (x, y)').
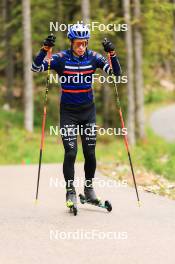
top-left (72, 39), bottom-right (88, 56)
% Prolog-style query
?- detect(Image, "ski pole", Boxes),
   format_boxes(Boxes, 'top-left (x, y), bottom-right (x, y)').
top-left (108, 53), bottom-right (141, 207)
top-left (35, 48), bottom-right (52, 203)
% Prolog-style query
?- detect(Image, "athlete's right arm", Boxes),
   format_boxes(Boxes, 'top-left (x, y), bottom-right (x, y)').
top-left (31, 34), bottom-right (58, 72)
top-left (31, 49), bottom-right (59, 72)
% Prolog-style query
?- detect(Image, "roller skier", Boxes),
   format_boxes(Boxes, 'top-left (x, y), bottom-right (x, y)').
top-left (32, 23), bottom-right (122, 215)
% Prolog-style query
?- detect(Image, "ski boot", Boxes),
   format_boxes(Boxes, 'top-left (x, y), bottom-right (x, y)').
top-left (66, 182), bottom-right (78, 216)
top-left (79, 180), bottom-right (112, 212)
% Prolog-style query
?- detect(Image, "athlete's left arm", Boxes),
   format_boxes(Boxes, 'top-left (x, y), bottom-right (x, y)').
top-left (109, 52), bottom-right (122, 76)
top-left (96, 52), bottom-right (122, 76)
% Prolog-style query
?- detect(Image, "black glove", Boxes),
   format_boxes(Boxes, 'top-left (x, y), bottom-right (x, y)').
top-left (102, 38), bottom-right (115, 52)
top-left (43, 34), bottom-right (56, 47)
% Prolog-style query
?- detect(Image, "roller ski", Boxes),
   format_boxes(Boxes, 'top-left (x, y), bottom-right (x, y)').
top-left (79, 182), bottom-right (112, 212)
top-left (66, 183), bottom-right (78, 216)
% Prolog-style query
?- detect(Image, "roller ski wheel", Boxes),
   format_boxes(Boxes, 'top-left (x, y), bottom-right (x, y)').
top-left (79, 193), bottom-right (112, 213)
top-left (66, 200), bottom-right (78, 216)
top-left (66, 186), bottom-right (78, 216)
top-left (104, 200), bottom-right (112, 212)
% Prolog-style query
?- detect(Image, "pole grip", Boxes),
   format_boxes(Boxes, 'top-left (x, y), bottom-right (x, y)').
top-left (108, 53), bottom-right (112, 69)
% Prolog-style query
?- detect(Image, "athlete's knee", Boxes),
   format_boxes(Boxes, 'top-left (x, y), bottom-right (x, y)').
top-left (84, 148), bottom-right (96, 161)
top-left (65, 148), bottom-right (77, 162)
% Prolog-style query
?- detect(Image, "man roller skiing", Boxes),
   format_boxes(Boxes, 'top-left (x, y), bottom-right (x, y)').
top-left (32, 23), bottom-right (121, 213)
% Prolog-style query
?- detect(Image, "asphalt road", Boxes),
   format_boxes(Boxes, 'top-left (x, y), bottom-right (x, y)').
top-left (0, 163), bottom-right (175, 264)
top-left (150, 104), bottom-right (175, 142)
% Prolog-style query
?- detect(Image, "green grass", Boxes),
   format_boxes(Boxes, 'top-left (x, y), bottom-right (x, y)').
top-left (133, 128), bottom-right (175, 181)
top-left (98, 129), bottom-right (175, 181)
top-left (0, 109), bottom-right (23, 129)
top-left (0, 103), bottom-right (175, 182)
top-left (0, 125), bottom-right (124, 164)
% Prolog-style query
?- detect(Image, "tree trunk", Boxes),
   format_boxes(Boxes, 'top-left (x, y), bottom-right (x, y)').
top-left (133, 0), bottom-right (145, 140)
top-left (81, 0), bottom-right (90, 23)
top-left (3, 0), bottom-right (14, 106)
top-left (123, 0), bottom-right (135, 145)
top-left (55, 0), bottom-right (64, 50)
top-left (22, 0), bottom-right (33, 132)
top-left (172, 0), bottom-right (175, 64)
top-left (173, 0), bottom-right (175, 41)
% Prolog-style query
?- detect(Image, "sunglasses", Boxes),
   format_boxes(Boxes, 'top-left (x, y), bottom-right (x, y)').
top-left (73, 40), bottom-right (88, 48)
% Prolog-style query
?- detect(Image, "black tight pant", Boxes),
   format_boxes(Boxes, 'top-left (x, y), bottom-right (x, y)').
top-left (60, 103), bottom-right (97, 184)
